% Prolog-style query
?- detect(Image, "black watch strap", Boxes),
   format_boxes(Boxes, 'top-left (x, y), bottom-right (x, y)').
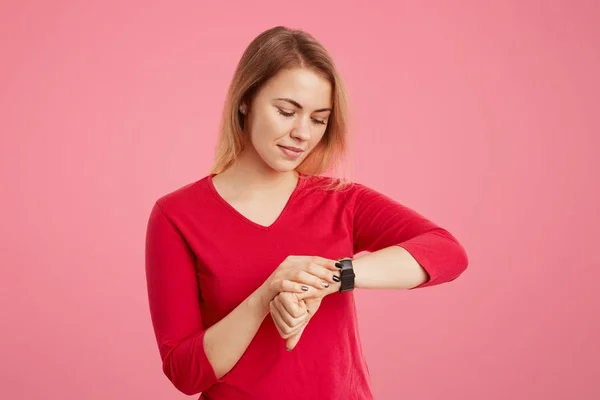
top-left (335, 258), bottom-right (355, 292)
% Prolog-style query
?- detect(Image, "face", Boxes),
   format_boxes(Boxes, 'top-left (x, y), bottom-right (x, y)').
top-left (241, 67), bottom-right (332, 173)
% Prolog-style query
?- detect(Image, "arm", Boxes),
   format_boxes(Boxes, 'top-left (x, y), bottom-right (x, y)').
top-left (350, 184), bottom-right (469, 289)
top-left (145, 202), bottom-right (270, 396)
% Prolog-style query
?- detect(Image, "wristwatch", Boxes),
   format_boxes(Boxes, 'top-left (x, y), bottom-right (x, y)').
top-left (335, 258), bottom-right (355, 292)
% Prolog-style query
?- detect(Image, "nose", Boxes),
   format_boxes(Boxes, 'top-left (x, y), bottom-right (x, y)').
top-left (290, 117), bottom-right (311, 141)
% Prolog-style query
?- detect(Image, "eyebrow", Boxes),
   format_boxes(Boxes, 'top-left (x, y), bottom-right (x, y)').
top-left (275, 97), bottom-right (331, 113)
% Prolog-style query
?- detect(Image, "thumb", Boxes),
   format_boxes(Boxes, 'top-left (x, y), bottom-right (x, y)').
top-left (285, 325), bottom-right (306, 351)
top-left (286, 297), bottom-right (308, 351)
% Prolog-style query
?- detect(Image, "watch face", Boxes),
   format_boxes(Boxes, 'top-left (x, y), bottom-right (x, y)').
top-left (336, 259), bottom-right (355, 291)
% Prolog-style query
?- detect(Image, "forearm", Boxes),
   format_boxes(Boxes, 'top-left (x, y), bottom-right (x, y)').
top-left (353, 246), bottom-right (429, 290)
top-left (203, 286), bottom-right (270, 378)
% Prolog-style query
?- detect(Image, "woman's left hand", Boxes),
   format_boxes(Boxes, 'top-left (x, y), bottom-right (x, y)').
top-left (269, 292), bottom-right (309, 346)
top-left (270, 284), bottom-right (338, 350)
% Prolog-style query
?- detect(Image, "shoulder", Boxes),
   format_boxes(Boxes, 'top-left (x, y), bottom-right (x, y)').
top-left (152, 175), bottom-right (212, 218)
top-left (297, 173), bottom-right (377, 204)
top-left (305, 175), bottom-right (406, 210)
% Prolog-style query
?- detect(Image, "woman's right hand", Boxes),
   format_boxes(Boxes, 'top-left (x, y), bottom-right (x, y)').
top-left (260, 255), bottom-right (340, 306)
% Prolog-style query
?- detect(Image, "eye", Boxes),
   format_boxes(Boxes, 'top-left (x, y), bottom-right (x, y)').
top-left (277, 108), bottom-right (327, 126)
top-left (277, 109), bottom-right (294, 117)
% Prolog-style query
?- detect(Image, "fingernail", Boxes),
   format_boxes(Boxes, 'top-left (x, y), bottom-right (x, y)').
top-left (301, 285), bottom-right (309, 291)
top-left (321, 281), bottom-right (329, 288)
top-left (332, 275), bottom-right (340, 282)
top-left (286, 348), bottom-right (291, 352)
top-left (335, 262), bottom-right (343, 268)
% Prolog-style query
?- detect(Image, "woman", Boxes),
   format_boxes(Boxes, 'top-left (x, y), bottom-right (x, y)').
top-left (145, 26), bottom-right (468, 400)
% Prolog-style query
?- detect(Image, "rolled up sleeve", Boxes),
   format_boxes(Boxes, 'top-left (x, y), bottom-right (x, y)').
top-left (145, 202), bottom-right (224, 395)
top-left (351, 184), bottom-right (469, 288)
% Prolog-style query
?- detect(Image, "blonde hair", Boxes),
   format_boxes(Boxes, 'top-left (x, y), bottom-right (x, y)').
top-left (210, 26), bottom-right (353, 188)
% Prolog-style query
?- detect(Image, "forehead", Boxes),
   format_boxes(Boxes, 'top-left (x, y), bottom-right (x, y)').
top-left (260, 68), bottom-right (332, 109)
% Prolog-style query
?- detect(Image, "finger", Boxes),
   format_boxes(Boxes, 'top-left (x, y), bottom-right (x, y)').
top-left (297, 297), bottom-right (308, 313)
top-left (295, 280), bottom-right (340, 300)
top-left (305, 261), bottom-right (341, 285)
top-left (270, 300), bottom-right (307, 338)
top-left (275, 292), bottom-right (304, 319)
top-left (269, 303), bottom-right (286, 337)
top-left (285, 323), bottom-right (307, 351)
top-left (309, 256), bottom-right (341, 272)
top-left (275, 279), bottom-right (322, 296)
top-left (292, 269), bottom-right (333, 290)
top-left (273, 295), bottom-right (305, 326)
top-left (287, 255), bottom-right (339, 273)
top-left (270, 302), bottom-right (296, 338)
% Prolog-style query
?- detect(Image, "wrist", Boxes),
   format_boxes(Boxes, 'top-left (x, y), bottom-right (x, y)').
top-left (249, 284), bottom-right (272, 317)
top-left (336, 257), bottom-right (356, 292)
top-left (351, 256), bottom-right (365, 289)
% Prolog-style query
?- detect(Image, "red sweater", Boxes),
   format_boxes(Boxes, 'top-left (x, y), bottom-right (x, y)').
top-left (144, 174), bottom-right (468, 399)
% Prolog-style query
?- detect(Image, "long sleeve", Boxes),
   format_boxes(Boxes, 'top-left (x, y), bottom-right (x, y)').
top-left (351, 183), bottom-right (468, 288)
top-left (144, 201), bottom-right (223, 395)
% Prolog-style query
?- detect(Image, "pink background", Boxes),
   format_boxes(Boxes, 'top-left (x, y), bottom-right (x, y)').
top-left (1, 1), bottom-right (599, 399)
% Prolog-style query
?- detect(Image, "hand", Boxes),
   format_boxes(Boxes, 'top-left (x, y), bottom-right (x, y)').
top-left (269, 270), bottom-right (340, 350)
top-left (270, 293), bottom-right (332, 350)
top-left (269, 292), bottom-right (309, 345)
top-left (260, 256), bottom-right (340, 305)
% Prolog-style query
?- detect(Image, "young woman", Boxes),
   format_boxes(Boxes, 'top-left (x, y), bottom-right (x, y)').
top-left (145, 26), bottom-right (468, 400)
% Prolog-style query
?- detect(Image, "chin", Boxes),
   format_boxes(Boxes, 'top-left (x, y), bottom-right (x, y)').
top-left (262, 155), bottom-right (302, 173)
top-left (256, 147), bottom-right (306, 173)
top-left (267, 161), bottom-right (298, 173)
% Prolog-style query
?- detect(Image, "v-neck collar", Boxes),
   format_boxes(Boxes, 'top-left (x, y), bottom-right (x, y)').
top-left (207, 173), bottom-right (305, 231)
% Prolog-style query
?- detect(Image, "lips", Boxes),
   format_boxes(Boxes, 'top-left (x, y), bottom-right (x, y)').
top-left (278, 145), bottom-right (304, 153)
top-left (278, 145), bottom-right (305, 159)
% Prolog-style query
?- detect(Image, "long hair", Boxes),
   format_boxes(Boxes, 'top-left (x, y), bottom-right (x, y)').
top-left (210, 26), bottom-right (352, 187)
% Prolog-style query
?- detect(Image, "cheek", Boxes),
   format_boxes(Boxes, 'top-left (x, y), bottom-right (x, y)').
top-left (255, 113), bottom-right (290, 142)
top-left (248, 116), bottom-right (272, 146)
top-left (309, 128), bottom-right (328, 148)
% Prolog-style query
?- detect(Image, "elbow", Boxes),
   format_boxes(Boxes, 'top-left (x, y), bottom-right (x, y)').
top-left (163, 362), bottom-right (210, 396)
top-left (446, 241), bottom-right (469, 282)
top-left (440, 227), bottom-right (469, 281)
top-left (160, 345), bottom-right (216, 396)
top-left (162, 360), bottom-right (203, 396)
top-left (424, 234), bottom-right (469, 287)
top-left (172, 383), bottom-right (201, 397)
top-left (458, 238), bottom-right (469, 272)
